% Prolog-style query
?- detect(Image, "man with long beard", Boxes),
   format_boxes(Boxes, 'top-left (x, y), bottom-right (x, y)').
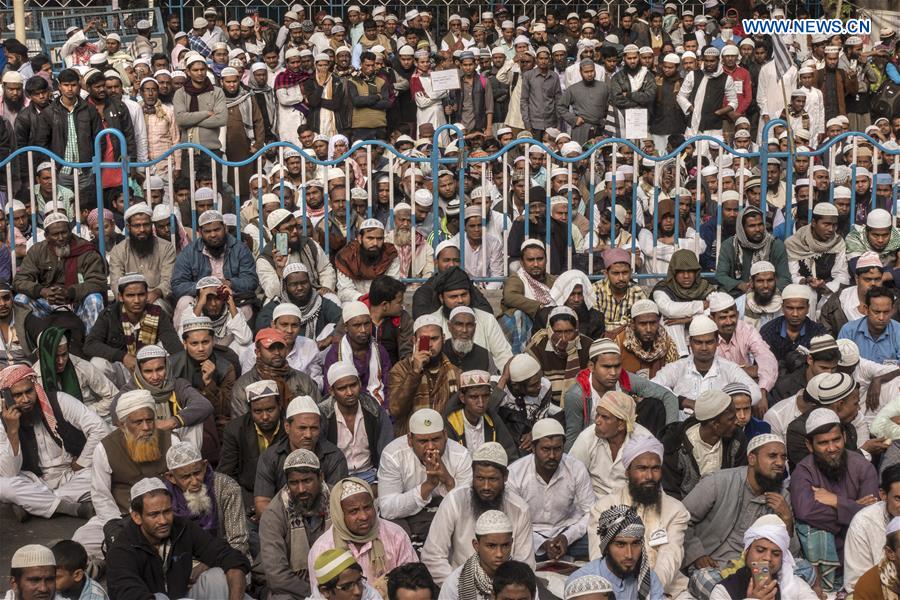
top-left (257, 209), bottom-right (336, 303)
top-left (334, 219), bottom-right (400, 303)
top-left (72, 389), bottom-right (172, 557)
top-left (680, 434), bottom-right (803, 598)
top-left (0, 71), bottom-right (25, 127)
top-left (791, 409), bottom-right (879, 593)
top-left (13, 214), bottom-right (106, 333)
top-left (733, 261), bottom-right (784, 331)
top-left (443, 306), bottom-right (492, 373)
top-left (163, 441), bottom-right (249, 556)
top-left (0, 364), bottom-right (108, 522)
top-left (259, 448), bottom-right (332, 598)
top-left (386, 203), bottom-right (433, 280)
top-left (108, 203), bottom-right (177, 313)
top-left (556, 59), bottom-right (609, 145)
top-left (323, 301), bottom-right (391, 405)
top-left (421, 442), bottom-right (534, 585)
top-left (588, 436), bottom-right (690, 598)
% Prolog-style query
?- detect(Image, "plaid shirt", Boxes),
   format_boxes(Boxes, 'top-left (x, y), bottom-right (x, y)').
top-left (593, 278), bottom-right (647, 328)
top-left (60, 108), bottom-right (79, 175)
top-left (187, 34), bottom-right (212, 57)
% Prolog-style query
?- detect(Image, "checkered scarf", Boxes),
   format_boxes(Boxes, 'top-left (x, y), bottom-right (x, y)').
top-left (597, 505), bottom-right (652, 600)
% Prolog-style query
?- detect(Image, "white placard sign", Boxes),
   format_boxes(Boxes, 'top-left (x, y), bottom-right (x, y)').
top-left (624, 108), bottom-right (648, 140)
top-left (431, 69), bottom-right (461, 92)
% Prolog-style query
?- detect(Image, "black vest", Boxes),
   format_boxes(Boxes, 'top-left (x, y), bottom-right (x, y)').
top-left (687, 71), bottom-right (728, 131)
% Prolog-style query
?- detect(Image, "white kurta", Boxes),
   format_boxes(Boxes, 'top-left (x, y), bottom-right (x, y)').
top-left (568, 423), bottom-right (653, 500)
top-left (756, 61), bottom-right (798, 143)
top-left (651, 356), bottom-right (761, 405)
top-left (33, 355), bottom-right (119, 419)
top-left (429, 307), bottom-right (513, 372)
top-left (844, 501), bottom-right (892, 593)
top-left (275, 81), bottom-right (306, 148)
top-left (336, 257), bottom-right (402, 303)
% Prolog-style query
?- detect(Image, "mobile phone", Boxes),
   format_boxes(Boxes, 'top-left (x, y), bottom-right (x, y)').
top-left (2, 388), bottom-right (15, 409)
top-left (750, 561), bottom-right (770, 587)
top-left (275, 232), bottom-right (288, 256)
top-left (418, 335), bottom-right (430, 352)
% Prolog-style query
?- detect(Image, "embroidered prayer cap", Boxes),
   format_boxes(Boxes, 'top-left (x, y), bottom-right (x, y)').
top-left (267, 208), bottom-right (294, 232)
top-left (195, 276), bottom-right (223, 290)
top-left (622, 44), bottom-right (640, 55)
top-left (749, 261), bottom-right (776, 277)
top-left (459, 370), bottom-right (491, 390)
top-left (746, 433), bottom-right (785, 456)
top-left (413, 314), bottom-right (443, 333)
top-left (521, 239), bottom-right (545, 253)
top-left (197, 210), bottom-right (224, 226)
top-left (339, 478), bottom-right (371, 501)
top-left (10, 545), bottom-right (55, 569)
top-left (117, 272), bottom-right (147, 291)
top-left (357, 218), bottom-right (383, 232)
top-left (246, 379), bottom-right (280, 403)
top-left (837, 339), bottom-right (860, 368)
top-left (220, 66), bottom-right (239, 78)
top-left (284, 48), bottom-right (301, 60)
top-left (273, 303), bottom-right (303, 323)
top-left (136, 344), bottom-right (168, 362)
top-left (508, 354), bottom-right (541, 383)
top-left (694, 390), bottom-right (733, 421)
top-left (315, 549), bottom-right (359, 585)
top-left (124, 202), bottom-right (153, 221)
top-left (532, 418), bottom-right (565, 442)
top-left (129, 477), bottom-right (167, 501)
top-left (327, 362), bottom-right (359, 387)
top-left (662, 52), bottom-right (680, 64)
top-left (449, 306), bottom-right (475, 322)
top-left (867, 208), bottom-right (892, 229)
top-left (702, 46), bottom-right (720, 57)
top-left (43, 212), bottom-right (69, 229)
top-left (342, 300), bottom-right (370, 324)
top-left (620, 435), bottom-right (664, 469)
top-left (564, 575), bottom-right (614, 599)
top-left (408, 408), bottom-right (443, 435)
top-left (630, 299), bottom-right (659, 319)
top-left (152, 204), bottom-right (172, 222)
top-left (181, 315), bottom-right (214, 335)
top-left (824, 45), bottom-right (840, 55)
top-left (284, 448), bottom-right (320, 473)
top-left (116, 389), bottom-right (156, 421)
top-left (812, 202), bottom-right (838, 217)
top-left (472, 441), bottom-right (508, 467)
top-left (589, 338), bottom-right (620, 359)
top-left (281, 262), bottom-right (309, 280)
top-left (286, 395), bottom-right (319, 419)
top-left (475, 510), bottom-right (513, 536)
top-left (781, 284), bottom-right (810, 302)
top-left (806, 407), bottom-right (840, 435)
top-left (806, 372), bottom-right (855, 405)
top-left (166, 441), bottom-right (203, 471)
top-left (255, 327), bottom-right (288, 348)
top-left (707, 291), bottom-right (736, 313)
top-left (260, 193), bottom-right (282, 207)
top-left (688, 315), bottom-right (718, 337)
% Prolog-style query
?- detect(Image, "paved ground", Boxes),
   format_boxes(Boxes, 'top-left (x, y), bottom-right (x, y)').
top-left (0, 504), bottom-right (82, 593)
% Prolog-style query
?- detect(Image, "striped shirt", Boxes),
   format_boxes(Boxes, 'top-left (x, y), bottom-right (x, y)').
top-left (593, 278), bottom-right (647, 328)
top-left (60, 107), bottom-right (79, 176)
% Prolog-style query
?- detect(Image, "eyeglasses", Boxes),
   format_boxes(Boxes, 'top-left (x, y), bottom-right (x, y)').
top-left (334, 575), bottom-right (367, 592)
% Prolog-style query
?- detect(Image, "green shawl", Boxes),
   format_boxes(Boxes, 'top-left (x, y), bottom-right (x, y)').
top-left (38, 327), bottom-right (82, 402)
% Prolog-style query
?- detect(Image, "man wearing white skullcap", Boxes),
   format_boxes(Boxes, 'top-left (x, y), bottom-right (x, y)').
top-left (845, 208), bottom-right (900, 270)
top-left (239, 301), bottom-right (324, 388)
top-left (790, 404), bottom-right (879, 592)
top-left (176, 273), bottom-right (255, 357)
top-left (758, 283), bottom-right (828, 374)
top-left (507, 418), bottom-right (593, 560)
top-left (422, 441), bottom-right (536, 584)
top-left (0, 363), bottom-right (109, 523)
top-left (9, 543), bottom-right (59, 598)
top-left (731, 260), bottom-right (785, 331)
top-left (819, 251), bottom-right (884, 339)
top-left (652, 314), bottom-right (761, 417)
top-left (843, 470), bottom-right (900, 595)
top-left (162, 441), bottom-right (249, 555)
top-left (317, 361), bottom-right (392, 484)
top-left (587, 434), bottom-right (691, 596)
top-left (784, 199), bottom-right (849, 306)
top-left (439, 509), bottom-right (516, 600)
top-left (333, 216), bottom-right (401, 303)
top-left (378, 407), bottom-right (473, 543)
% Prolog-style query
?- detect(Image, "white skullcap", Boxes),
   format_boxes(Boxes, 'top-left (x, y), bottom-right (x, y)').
top-left (701, 165), bottom-right (718, 177)
top-left (694, 390), bottom-right (732, 421)
top-left (129, 477), bottom-right (167, 501)
top-left (117, 273), bottom-right (147, 290)
top-left (251, 61), bottom-right (267, 72)
top-left (867, 208), bottom-right (892, 229)
top-left (449, 306), bottom-right (475, 321)
top-left (185, 54), bottom-right (207, 67)
top-left (720, 190), bottom-right (740, 204)
top-left (286, 395), bottom-right (319, 419)
top-left (198, 210), bottom-right (224, 226)
top-left (475, 510), bottom-right (514, 536)
top-left (136, 344), bottom-right (168, 362)
top-left (340, 479), bottom-right (370, 501)
top-left (620, 435), bottom-right (664, 469)
top-left (887, 517), bottom-right (900, 537)
top-left (152, 204), bottom-right (172, 221)
top-left (750, 261), bottom-right (775, 276)
top-left (531, 418), bottom-right (565, 441)
top-left (662, 53), bottom-right (680, 64)
top-left (812, 202), bottom-right (838, 217)
top-left (43, 212), bottom-right (69, 228)
top-left (521, 239), bottom-right (545, 253)
top-left (413, 314), bottom-right (443, 332)
top-left (707, 291), bottom-right (736, 313)
top-left (508, 354), bottom-right (540, 383)
top-left (689, 315), bottom-right (718, 337)
top-left (472, 441), bottom-right (508, 467)
top-left (782, 284), bottom-right (811, 302)
top-left (682, 51), bottom-right (697, 60)
top-left (565, 575), bottom-right (614, 599)
top-left (413, 189), bottom-right (433, 207)
top-left (261, 193), bottom-right (281, 206)
top-left (806, 407), bottom-right (840, 434)
top-left (166, 441), bottom-right (203, 471)
top-left (284, 48), bottom-right (301, 60)
top-left (434, 239), bottom-right (458, 258)
top-left (246, 379), bottom-right (279, 403)
top-left (195, 276), bottom-right (222, 290)
top-left (409, 408), bottom-right (444, 435)
top-left (630, 299), bottom-right (659, 318)
top-left (220, 67), bottom-right (239, 78)
top-left (360, 218), bottom-right (384, 232)
top-left (747, 433), bottom-right (785, 455)
top-left (267, 208), bottom-right (293, 232)
top-left (272, 303), bottom-right (303, 322)
top-left (722, 45), bottom-right (740, 57)
top-left (548, 306), bottom-right (577, 323)
top-left (284, 448), bottom-right (320, 471)
top-left (342, 301), bottom-right (370, 323)
top-left (837, 339), bottom-right (860, 368)
top-left (124, 202), bottom-right (153, 221)
top-left (327, 362), bottom-right (359, 386)
top-left (392, 202), bottom-right (412, 214)
top-left (10, 545), bottom-right (55, 569)
top-left (116, 389), bottom-right (156, 421)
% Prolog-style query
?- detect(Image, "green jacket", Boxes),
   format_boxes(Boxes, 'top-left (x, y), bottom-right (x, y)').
top-left (714, 235), bottom-right (791, 297)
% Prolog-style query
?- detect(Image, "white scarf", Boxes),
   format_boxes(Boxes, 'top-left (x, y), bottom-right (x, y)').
top-left (338, 335), bottom-right (385, 404)
top-left (319, 75), bottom-right (337, 138)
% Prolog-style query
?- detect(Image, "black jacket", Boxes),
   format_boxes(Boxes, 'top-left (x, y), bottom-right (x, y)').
top-left (217, 412), bottom-right (287, 507)
top-left (83, 302), bottom-right (183, 363)
top-left (661, 417), bottom-right (747, 500)
top-left (96, 97), bottom-right (137, 164)
top-left (14, 103), bottom-right (42, 182)
top-left (106, 516), bottom-right (250, 600)
top-left (31, 97), bottom-right (102, 165)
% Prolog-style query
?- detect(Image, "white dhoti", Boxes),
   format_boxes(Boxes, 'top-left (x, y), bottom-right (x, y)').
top-left (0, 468), bottom-right (91, 518)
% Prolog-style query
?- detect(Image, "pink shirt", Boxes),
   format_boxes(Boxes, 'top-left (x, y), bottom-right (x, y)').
top-left (716, 320), bottom-right (778, 391)
top-left (307, 519), bottom-right (417, 589)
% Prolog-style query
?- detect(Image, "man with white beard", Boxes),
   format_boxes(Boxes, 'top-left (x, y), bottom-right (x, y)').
top-left (163, 441), bottom-right (250, 557)
top-left (385, 203), bottom-right (433, 280)
top-left (443, 306), bottom-right (493, 374)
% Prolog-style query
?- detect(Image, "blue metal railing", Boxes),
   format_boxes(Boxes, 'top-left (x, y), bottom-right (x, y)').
top-left (2, 119), bottom-right (898, 284)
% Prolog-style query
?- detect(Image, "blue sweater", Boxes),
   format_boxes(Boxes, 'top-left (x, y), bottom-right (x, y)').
top-left (171, 234), bottom-right (259, 299)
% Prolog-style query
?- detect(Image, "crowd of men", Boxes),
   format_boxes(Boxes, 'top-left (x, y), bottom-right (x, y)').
top-left (2, 1), bottom-right (900, 599)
